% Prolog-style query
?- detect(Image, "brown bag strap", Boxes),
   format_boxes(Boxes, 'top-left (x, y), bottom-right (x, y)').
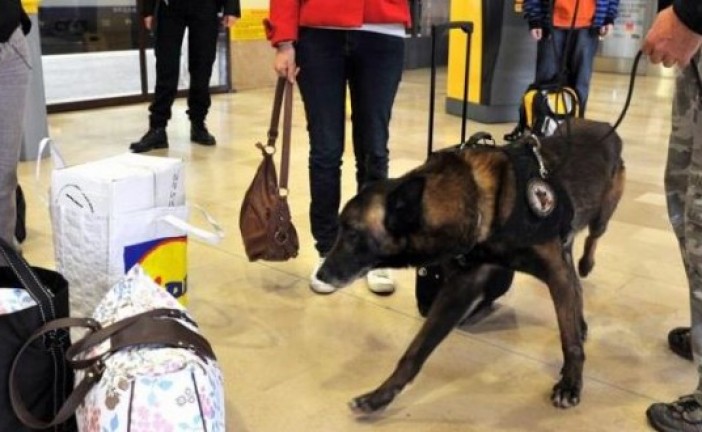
top-left (264, 77), bottom-right (294, 192)
top-left (9, 308), bottom-right (214, 430)
top-left (279, 79), bottom-right (293, 191)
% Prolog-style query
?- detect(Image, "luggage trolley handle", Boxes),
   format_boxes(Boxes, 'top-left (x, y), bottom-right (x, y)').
top-left (428, 21), bottom-right (474, 157)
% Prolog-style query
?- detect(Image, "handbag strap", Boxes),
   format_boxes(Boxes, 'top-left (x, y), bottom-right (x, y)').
top-left (265, 77), bottom-right (294, 192)
top-left (0, 237), bottom-right (59, 324)
top-left (9, 308), bottom-right (213, 430)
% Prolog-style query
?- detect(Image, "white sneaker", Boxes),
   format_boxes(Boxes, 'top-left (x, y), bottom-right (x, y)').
top-left (366, 268), bottom-right (395, 295)
top-left (310, 258), bottom-right (336, 294)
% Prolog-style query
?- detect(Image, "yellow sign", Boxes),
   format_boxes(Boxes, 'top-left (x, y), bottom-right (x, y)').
top-left (22, 0), bottom-right (40, 14)
top-left (231, 9), bottom-right (269, 41)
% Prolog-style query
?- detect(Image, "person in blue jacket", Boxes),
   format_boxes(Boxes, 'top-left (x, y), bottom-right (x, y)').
top-left (505, 0), bottom-right (619, 141)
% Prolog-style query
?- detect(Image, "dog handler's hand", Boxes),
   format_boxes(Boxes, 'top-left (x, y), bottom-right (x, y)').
top-left (530, 28), bottom-right (542, 41)
top-left (274, 42), bottom-right (299, 84)
top-left (643, 6), bottom-right (702, 68)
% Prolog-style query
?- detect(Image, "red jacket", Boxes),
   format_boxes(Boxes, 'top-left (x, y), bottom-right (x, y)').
top-left (266, 0), bottom-right (411, 45)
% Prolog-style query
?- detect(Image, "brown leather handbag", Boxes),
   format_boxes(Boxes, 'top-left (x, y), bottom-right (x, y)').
top-left (239, 78), bottom-right (299, 261)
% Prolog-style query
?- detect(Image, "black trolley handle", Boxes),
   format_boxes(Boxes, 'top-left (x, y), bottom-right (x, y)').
top-left (428, 22), bottom-right (474, 157)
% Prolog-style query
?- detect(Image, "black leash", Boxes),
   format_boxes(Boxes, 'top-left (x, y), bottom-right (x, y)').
top-left (590, 50), bottom-right (701, 143)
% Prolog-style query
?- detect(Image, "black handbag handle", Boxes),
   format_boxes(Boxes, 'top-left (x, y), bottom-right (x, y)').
top-left (0, 237), bottom-right (61, 324)
top-left (9, 308), bottom-right (215, 429)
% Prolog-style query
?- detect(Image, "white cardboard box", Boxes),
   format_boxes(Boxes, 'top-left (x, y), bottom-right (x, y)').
top-left (51, 153), bottom-right (185, 217)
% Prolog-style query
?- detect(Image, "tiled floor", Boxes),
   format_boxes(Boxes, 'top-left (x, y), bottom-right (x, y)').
top-left (22, 67), bottom-right (690, 431)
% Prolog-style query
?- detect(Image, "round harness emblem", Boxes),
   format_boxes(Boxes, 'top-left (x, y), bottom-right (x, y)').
top-left (527, 178), bottom-right (557, 217)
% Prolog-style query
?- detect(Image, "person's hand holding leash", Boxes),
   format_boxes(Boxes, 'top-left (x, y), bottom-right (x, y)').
top-left (644, 6), bottom-right (702, 67)
top-left (274, 41), bottom-right (299, 83)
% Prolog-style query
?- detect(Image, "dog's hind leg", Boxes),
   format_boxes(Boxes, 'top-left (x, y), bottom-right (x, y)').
top-left (349, 261), bottom-right (495, 415)
top-left (578, 164), bottom-right (626, 277)
top-left (533, 241), bottom-right (586, 409)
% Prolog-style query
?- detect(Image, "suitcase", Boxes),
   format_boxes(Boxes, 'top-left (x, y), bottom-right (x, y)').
top-left (414, 22), bottom-right (513, 318)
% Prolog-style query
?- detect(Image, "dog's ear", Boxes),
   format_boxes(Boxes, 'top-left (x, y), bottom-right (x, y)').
top-left (385, 176), bottom-right (425, 236)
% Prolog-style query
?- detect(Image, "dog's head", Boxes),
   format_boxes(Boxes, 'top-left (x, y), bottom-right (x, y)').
top-left (317, 152), bottom-right (484, 288)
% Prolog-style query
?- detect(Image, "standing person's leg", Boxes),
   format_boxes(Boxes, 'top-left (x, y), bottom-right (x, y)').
top-left (296, 28), bottom-right (347, 293)
top-left (348, 30), bottom-right (404, 294)
top-left (185, 0), bottom-right (219, 145)
top-left (150, 2), bottom-right (187, 128)
top-left (348, 31), bottom-right (403, 192)
top-left (131, 1), bottom-right (187, 152)
top-left (647, 51), bottom-right (702, 432)
top-left (535, 28), bottom-right (564, 85)
top-left (0, 28), bottom-right (30, 247)
top-left (567, 28), bottom-right (599, 117)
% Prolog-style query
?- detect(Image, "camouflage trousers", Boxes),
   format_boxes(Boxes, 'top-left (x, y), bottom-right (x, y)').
top-left (664, 51), bottom-right (702, 393)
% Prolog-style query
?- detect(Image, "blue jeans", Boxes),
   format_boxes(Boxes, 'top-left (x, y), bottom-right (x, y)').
top-left (535, 28), bottom-right (599, 116)
top-left (296, 28), bottom-right (404, 254)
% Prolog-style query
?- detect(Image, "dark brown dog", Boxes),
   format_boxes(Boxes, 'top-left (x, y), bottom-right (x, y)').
top-left (316, 119), bottom-right (625, 414)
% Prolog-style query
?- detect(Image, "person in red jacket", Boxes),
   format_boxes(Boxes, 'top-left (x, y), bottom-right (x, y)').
top-left (266, 0), bottom-right (411, 295)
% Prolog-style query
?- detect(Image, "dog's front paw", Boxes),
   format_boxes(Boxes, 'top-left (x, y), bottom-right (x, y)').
top-left (577, 256), bottom-right (594, 278)
top-left (349, 389), bottom-right (399, 415)
top-left (551, 378), bottom-right (581, 409)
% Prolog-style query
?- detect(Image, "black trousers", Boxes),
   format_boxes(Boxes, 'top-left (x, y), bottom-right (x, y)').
top-left (149, 0), bottom-right (219, 128)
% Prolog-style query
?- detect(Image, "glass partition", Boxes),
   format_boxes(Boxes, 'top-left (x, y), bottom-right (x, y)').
top-left (39, 0), bottom-right (230, 109)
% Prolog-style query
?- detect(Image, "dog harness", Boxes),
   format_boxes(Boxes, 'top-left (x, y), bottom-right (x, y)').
top-left (459, 133), bottom-right (574, 248)
top-left (491, 137), bottom-right (574, 247)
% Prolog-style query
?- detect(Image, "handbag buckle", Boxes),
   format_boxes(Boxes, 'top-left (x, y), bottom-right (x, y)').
top-left (274, 229), bottom-right (289, 245)
top-left (86, 359), bottom-right (106, 381)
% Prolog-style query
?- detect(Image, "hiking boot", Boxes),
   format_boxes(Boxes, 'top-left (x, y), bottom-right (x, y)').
top-left (129, 128), bottom-right (168, 153)
top-left (191, 122), bottom-right (216, 146)
top-left (647, 394), bottom-right (702, 432)
top-left (366, 268), bottom-right (395, 295)
top-left (503, 126), bottom-right (524, 142)
top-left (669, 327), bottom-right (694, 361)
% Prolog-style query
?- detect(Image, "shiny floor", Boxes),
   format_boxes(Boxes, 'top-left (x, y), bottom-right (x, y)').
top-left (25, 67), bottom-right (688, 431)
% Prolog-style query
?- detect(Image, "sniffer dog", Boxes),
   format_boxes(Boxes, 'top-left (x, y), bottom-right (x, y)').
top-left (316, 119), bottom-right (625, 414)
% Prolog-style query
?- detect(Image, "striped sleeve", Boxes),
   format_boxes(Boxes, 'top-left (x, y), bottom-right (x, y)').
top-left (523, 0), bottom-right (545, 29)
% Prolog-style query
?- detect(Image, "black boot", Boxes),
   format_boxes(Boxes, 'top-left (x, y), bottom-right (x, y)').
top-left (129, 127), bottom-right (168, 153)
top-left (191, 122), bottom-right (216, 146)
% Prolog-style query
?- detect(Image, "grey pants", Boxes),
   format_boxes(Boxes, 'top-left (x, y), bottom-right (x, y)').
top-left (663, 51), bottom-right (702, 396)
top-left (0, 28), bottom-right (30, 245)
